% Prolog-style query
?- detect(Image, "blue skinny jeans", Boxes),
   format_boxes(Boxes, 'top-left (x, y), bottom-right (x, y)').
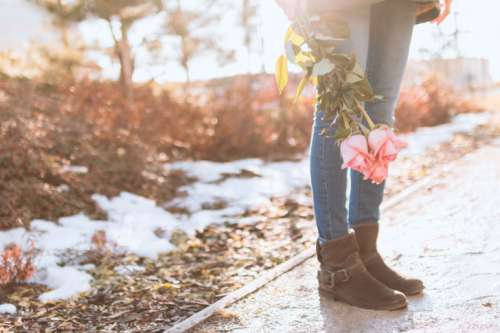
top-left (309, 0), bottom-right (417, 242)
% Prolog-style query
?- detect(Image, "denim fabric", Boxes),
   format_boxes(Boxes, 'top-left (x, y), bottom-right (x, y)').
top-left (310, 0), bottom-right (417, 242)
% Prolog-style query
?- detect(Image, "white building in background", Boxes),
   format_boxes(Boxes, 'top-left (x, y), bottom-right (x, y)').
top-left (404, 57), bottom-right (493, 92)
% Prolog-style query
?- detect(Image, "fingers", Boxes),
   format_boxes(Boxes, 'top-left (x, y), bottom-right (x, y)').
top-left (416, 3), bottom-right (436, 17)
top-left (432, 0), bottom-right (452, 25)
top-left (433, 9), bottom-right (450, 25)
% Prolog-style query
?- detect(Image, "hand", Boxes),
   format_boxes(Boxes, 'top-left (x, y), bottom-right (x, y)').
top-left (433, 0), bottom-right (452, 25)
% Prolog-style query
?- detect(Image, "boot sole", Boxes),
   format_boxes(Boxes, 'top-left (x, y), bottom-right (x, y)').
top-left (318, 287), bottom-right (408, 311)
top-left (403, 287), bottom-right (424, 296)
top-left (393, 283), bottom-right (425, 296)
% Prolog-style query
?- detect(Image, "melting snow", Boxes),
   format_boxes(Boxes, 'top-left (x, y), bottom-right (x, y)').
top-left (114, 264), bottom-right (146, 275)
top-left (168, 159), bottom-right (311, 233)
top-left (0, 196), bottom-right (177, 302)
top-left (399, 112), bottom-right (491, 157)
top-left (60, 165), bottom-right (89, 174)
top-left (0, 112), bottom-right (491, 302)
top-left (0, 303), bottom-right (17, 315)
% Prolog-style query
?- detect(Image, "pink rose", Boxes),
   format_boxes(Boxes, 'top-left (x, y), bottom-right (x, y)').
top-left (362, 159), bottom-right (389, 185)
top-left (340, 134), bottom-right (372, 174)
top-left (340, 128), bottom-right (407, 185)
top-left (368, 127), bottom-right (407, 162)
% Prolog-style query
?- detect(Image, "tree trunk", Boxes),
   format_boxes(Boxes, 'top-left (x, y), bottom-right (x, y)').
top-left (183, 64), bottom-right (191, 84)
top-left (118, 23), bottom-right (134, 99)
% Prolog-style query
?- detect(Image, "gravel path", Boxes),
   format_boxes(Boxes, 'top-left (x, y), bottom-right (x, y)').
top-left (194, 137), bottom-right (500, 333)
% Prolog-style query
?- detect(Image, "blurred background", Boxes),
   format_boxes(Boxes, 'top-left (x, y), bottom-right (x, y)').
top-left (3, 0), bottom-right (500, 83)
top-left (1, 0), bottom-right (500, 331)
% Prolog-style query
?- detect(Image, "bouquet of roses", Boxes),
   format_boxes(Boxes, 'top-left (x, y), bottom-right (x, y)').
top-left (274, 0), bottom-right (407, 184)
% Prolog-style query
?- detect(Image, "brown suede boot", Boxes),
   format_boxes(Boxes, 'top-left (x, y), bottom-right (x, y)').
top-left (353, 223), bottom-right (424, 296)
top-left (316, 232), bottom-right (407, 311)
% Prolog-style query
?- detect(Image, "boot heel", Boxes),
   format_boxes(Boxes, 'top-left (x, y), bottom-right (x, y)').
top-left (318, 287), bottom-right (338, 301)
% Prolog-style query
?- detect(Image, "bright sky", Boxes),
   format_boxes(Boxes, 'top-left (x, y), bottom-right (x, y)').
top-left (1, 0), bottom-right (500, 82)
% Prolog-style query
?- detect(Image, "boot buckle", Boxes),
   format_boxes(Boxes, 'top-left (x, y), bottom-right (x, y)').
top-left (323, 269), bottom-right (350, 289)
top-left (336, 269), bottom-right (350, 283)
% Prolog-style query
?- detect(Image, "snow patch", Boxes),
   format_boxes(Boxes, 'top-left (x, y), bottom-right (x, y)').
top-left (0, 304), bottom-right (17, 315)
top-left (114, 264), bottom-right (146, 275)
top-left (168, 158), bottom-right (311, 233)
top-left (0, 111), bottom-right (490, 302)
top-left (93, 193), bottom-right (176, 258)
top-left (168, 159), bottom-right (264, 183)
top-left (37, 266), bottom-right (93, 302)
top-left (0, 193), bottom-right (177, 302)
top-left (399, 112), bottom-right (491, 156)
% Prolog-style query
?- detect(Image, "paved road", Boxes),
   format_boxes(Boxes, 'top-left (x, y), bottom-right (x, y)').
top-left (195, 137), bottom-right (500, 333)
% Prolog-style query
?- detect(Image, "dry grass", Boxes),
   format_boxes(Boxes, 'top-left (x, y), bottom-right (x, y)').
top-left (0, 76), bottom-right (193, 229)
top-left (395, 76), bottom-right (484, 132)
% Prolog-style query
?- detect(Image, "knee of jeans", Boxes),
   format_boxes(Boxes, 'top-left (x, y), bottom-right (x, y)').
top-left (375, 115), bottom-right (395, 127)
top-left (366, 104), bottom-right (396, 127)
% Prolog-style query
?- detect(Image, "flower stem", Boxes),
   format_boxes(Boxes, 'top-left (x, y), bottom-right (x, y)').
top-left (358, 123), bottom-right (370, 136)
top-left (358, 104), bottom-right (376, 130)
top-left (341, 112), bottom-right (350, 129)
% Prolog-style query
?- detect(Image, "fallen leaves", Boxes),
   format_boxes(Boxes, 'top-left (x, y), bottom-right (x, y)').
top-left (0, 114), bottom-right (499, 332)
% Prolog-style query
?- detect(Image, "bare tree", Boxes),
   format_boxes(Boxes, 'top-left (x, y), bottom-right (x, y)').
top-left (162, 0), bottom-right (235, 84)
top-left (240, 0), bottom-right (259, 73)
top-left (419, 12), bottom-right (466, 60)
top-left (33, 0), bottom-right (162, 97)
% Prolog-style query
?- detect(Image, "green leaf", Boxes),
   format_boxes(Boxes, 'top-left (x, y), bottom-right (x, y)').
top-left (333, 127), bottom-right (352, 140)
top-left (275, 55), bottom-right (289, 94)
top-left (346, 72), bottom-right (363, 84)
top-left (345, 60), bottom-right (366, 83)
top-left (355, 79), bottom-right (375, 100)
top-left (285, 26), bottom-right (305, 46)
top-left (310, 76), bottom-right (318, 86)
top-left (294, 74), bottom-right (310, 103)
top-left (346, 74), bottom-right (361, 84)
top-left (295, 51), bottom-right (316, 68)
top-left (330, 54), bottom-right (352, 70)
top-left (352, 62), bottom-right (365, 77)
top-left (312, 58), bottom-right (335, 76)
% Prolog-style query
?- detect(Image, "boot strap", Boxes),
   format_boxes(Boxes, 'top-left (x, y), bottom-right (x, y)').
top-left (318, 267), bottom-right (353, 289)
top-left (318, 262), bottom-right (364, 289)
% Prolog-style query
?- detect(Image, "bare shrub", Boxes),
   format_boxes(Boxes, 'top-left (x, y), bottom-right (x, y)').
top-left (0, 243), bottom-right (36, 286)
top-left (395, 76), bottom-right (484, 132)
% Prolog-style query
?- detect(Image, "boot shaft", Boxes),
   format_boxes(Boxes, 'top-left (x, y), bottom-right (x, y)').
top-left (353, 223), bottom-right (379, 256)
top-left (316, 231), bottom-right (360, 268)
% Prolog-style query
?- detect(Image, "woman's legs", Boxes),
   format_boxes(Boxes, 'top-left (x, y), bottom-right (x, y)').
top-left (312, 1), bottom-right (422, 307)
top-left (348, 0), bottom-right (417, 227)
top-left (310, 7), bottom-right (371, 242)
